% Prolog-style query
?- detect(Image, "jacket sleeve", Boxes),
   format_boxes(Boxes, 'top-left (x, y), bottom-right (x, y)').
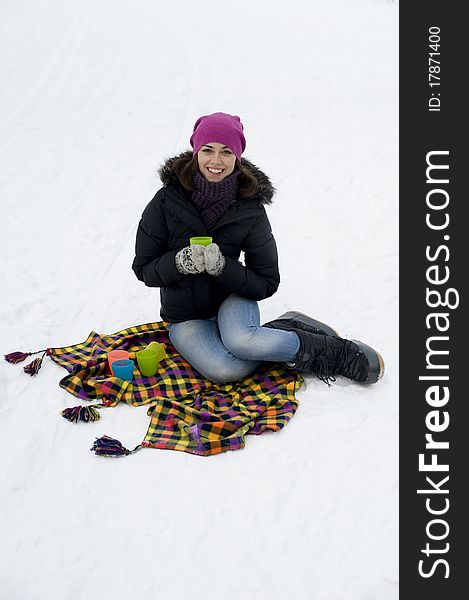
top-left (132, 190), bottom-right (184, 287)
top-left (215, 208), bottom-right (280, 300)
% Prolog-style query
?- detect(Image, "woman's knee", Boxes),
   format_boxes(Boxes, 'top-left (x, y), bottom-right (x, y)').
top-left (220, 325), bottom-right (259, 359)
top-left (168, 320), bottom-right (252, 383)
top-left (218, 295), bottom-right (261, 359)
top-left (168, 320), bottom-right (207, 351)
top-left (196, 357), bottom-right (254, 385)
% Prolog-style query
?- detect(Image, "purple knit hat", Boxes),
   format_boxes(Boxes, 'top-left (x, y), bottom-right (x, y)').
top-left (190, 112), bottom-right (246, 159)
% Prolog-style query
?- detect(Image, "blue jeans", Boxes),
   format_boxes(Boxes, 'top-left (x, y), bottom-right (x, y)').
top-left (167, 294), bottom-right (300, 384)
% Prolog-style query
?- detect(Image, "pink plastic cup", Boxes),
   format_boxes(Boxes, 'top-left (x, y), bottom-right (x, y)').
top-left (107, 349), bottom-right (130, 373)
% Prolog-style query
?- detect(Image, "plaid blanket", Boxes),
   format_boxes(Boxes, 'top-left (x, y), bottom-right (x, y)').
top-left (45, 322), bottom-right (303, 457)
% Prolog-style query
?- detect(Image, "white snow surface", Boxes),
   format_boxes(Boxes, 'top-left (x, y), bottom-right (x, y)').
top-left (0, 0), bottom-right (398, 599)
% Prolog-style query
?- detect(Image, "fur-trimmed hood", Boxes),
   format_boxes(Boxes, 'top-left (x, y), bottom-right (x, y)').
top-left (157, 150), bottom-right (275, 205)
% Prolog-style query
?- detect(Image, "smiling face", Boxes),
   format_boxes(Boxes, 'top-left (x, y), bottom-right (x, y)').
top-left (197, 142), bottom-right (237, 182)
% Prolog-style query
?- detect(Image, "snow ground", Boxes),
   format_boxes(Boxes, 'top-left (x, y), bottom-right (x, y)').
top-left (0, 0), bottom-right (398, 599)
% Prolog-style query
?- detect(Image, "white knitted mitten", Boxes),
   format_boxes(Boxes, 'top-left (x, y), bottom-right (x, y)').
top-left (175, 245), bottom-right (205, 274)
top-left (204, 243), bottom-right (226, 276)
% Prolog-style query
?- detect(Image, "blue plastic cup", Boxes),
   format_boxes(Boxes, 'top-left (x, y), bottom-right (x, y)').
top-left (111, 359), bottom-right (134, 382)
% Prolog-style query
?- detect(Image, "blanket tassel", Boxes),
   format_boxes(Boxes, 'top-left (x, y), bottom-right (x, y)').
top-left (90, 435), bottom-right (143, 457)
top-left (61, 404), bottom-right (104, 423)
top-left (4, 348), bottom-right (47, 365)
top-left (23, 351), bottom-right (48, 376)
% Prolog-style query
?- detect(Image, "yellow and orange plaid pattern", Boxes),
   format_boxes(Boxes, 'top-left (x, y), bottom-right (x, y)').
top-left (49, 322), bottom-right (303, 456)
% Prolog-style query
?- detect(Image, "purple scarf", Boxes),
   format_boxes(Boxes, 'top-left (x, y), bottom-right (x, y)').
top-left (191, 169), bottom-right (241, 230)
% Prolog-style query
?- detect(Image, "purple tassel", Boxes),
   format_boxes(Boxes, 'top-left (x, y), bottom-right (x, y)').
top-left (23, 351), bottom-right (47, 376)
top-left (90, 435), bottom-right (142, 457)
top-left (61, 404), bottom-right (102, 423)
top-left (4, 351), bottom-right (31, 364)
top-left (5, 348), bottom-right (47, 364)
top-left (24, 357), bottom-right (43, 376)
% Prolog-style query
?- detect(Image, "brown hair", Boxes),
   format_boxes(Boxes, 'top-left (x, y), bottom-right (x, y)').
top-left (171, 154), bottom-right (260, 198)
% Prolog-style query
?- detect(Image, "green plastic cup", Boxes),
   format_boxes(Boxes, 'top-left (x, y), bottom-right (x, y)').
top-left (190, 236), bottom-right (213, 246)
top-left (136, 349), bottom-right (159, 377)
top-left (145, 341), bottom-right (167, 361)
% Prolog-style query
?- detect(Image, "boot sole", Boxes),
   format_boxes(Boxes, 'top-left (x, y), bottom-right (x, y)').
top-left (350, 339), bottom-right (385, 384)
top-left (277, 311), bottom-right (340, 337)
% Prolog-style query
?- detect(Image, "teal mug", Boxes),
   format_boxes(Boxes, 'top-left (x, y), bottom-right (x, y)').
top-left (111, 359), bottom-right (134, 382)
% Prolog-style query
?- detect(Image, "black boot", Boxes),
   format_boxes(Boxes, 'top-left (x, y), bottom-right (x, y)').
top-left (263, 311), bottom-right (340, 337)
top-left (290, 329), bottom-right (384, 385)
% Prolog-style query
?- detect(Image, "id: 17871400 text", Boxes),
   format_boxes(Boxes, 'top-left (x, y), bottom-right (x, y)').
top-left (428, 26), bottom-right (441, 112)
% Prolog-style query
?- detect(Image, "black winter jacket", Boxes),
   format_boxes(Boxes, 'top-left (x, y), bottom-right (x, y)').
top-left (132, 151), bottom-right (280, 323)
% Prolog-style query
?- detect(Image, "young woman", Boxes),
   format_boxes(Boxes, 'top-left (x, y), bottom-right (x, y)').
top-left (132, 112), bottom-right (384, 385)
